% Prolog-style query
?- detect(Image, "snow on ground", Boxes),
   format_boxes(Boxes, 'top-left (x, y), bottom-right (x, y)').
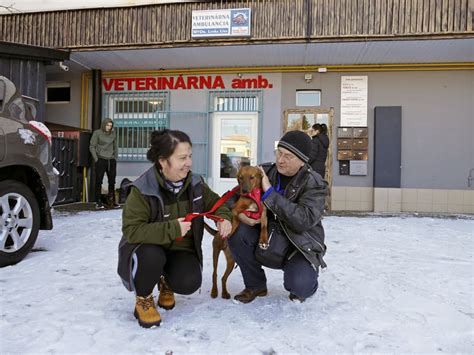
top-left (1, 209), bottom-right (473, 354)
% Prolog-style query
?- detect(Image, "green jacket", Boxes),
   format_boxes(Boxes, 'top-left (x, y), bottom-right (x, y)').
top-left (89, 118), bottom-right (118, 161)
top-left (122, 166), bottom-right (232, 254)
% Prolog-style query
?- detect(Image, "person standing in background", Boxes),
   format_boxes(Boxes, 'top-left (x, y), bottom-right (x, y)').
top-left (89, 118), bottom-right (119, 209)
top-left (308, 123), bottom-right (329, 179)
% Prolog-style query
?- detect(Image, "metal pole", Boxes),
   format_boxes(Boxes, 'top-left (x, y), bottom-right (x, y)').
top-left (89, 69), bottom-right (102, 203)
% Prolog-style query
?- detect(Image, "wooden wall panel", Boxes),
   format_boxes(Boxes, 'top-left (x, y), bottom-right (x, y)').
top-left (0, 0), bottom-right (471, 50)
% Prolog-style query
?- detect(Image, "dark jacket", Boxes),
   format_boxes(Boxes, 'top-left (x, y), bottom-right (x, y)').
top-left (262, 163), bottom-right (328, 269)
top-left (308, 133), bottom-right (329, 178)
top-left (89, 118), bottom-right (118, 162)
top-left (117, 166), bottom-right (232, 291)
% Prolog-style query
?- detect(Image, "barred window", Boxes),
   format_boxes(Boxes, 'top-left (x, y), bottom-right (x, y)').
top-left (104, 92), bottom-right (169, 161)
top-left (210, 90), bottom-right (261, 112)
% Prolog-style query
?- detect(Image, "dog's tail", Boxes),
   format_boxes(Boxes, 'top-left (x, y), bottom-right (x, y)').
top-left (204, 222), bottom-right (218, 236)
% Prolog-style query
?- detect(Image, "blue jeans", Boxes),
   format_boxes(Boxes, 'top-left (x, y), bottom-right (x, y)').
top-left (227, 223), bottom-right (319, 299)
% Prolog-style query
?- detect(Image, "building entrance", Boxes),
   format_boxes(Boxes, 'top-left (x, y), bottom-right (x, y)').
top-left (210, 112), bottom-right (259, 196)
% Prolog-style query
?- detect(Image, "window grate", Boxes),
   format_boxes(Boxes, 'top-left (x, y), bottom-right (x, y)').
top-left (103, 91), bottom-right (170, 161)
top-left (209, 90), bottom-right (262, 112)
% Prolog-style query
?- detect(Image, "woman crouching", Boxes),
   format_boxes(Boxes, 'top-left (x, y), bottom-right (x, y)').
top-left (118, 129), bottom-right (232, 328)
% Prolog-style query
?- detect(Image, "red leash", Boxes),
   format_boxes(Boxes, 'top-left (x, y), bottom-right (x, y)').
top-left (176, 186), bottom-right (240, 241)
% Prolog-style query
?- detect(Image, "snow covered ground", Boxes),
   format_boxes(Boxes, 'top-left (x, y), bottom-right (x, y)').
top-left (1, 209), bottom-right (473, 354)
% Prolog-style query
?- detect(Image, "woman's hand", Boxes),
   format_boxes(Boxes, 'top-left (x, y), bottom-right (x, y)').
top-left (258, 166), bottom-right (271, 192)
top-left (217, 219), bottom-right (232, 239)
top-left (177, 217), bottom-right (192, 236)
top-left (238, 212), bottom-right (261, 226)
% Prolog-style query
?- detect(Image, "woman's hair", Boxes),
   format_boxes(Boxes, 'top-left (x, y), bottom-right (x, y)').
top-left (320, 123), bottom-right (328, 134)
top-left (312, 123), bottom-right (328, 135)
top-left (146, 129), bottom-right (192, 165)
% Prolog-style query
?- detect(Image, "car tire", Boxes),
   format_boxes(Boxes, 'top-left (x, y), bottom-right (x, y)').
top-left (0, 180), bottom-right (41, 267)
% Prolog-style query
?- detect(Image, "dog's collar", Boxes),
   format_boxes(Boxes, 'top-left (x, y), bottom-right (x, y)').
top-left (241, 188), bottom-right (263, 220)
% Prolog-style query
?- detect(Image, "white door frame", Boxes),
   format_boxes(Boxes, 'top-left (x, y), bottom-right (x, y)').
top-left (209, 111), bottom-right (259, 196)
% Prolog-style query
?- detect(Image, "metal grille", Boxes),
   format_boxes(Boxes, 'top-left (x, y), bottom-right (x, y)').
top-left (51, 137), bottom-right (78, 205)
top-left (209, 90), bottom-right (262, 112)
top-left (103, 91), bottom-right (169, 161)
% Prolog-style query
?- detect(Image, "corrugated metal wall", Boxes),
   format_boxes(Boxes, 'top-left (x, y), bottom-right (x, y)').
top-left (0, 58), bottom-right (46, 121)
top-left (0, 0), bottom-right (471, 50)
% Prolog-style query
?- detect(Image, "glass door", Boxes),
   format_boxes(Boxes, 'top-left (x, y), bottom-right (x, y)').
top-left (210, 112), bottom-right (258, 196)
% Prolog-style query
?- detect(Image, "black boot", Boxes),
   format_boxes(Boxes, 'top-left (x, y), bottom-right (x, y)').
top-left (108, 192), bottom-right (120, 209)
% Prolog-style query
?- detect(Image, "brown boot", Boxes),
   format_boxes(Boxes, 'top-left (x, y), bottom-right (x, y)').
top-left (158, 277), bottom-right (175, 310)
top-left (234, 288), bottom-right (268, 303)
top-left (134, 294), bottom-right (161, 328)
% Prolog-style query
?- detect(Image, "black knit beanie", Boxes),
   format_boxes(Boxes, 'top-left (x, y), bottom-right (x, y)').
top-left (277, 130), bottom-right (312, 163)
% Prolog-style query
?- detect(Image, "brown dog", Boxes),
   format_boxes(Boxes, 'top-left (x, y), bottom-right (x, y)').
top-left (205, 166), bottom-right (268, 299)
top-left (230, 165), bottom-right (268, 249)
top-left (204, 223), bottom-right (235, 299)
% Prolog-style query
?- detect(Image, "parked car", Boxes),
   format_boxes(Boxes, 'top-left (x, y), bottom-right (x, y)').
top-left (0, 75), bottom-right (58, 267)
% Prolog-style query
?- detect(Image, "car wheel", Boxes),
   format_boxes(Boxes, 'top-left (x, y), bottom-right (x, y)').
top-left (0, 180), bottom-right (40, 267)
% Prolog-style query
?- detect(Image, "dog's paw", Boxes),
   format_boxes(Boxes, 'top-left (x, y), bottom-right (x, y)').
top-left (258, 242), bottom-right (269, 250)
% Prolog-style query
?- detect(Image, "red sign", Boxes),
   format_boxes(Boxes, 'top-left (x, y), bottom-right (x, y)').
top-left (102, 75), bottom-right (273, 91)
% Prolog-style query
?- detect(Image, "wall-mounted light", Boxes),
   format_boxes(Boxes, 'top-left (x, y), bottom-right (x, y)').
top-left (304, 73), bottom-right (313, 83)
top-left (237, 73), bottom-right (243, 78)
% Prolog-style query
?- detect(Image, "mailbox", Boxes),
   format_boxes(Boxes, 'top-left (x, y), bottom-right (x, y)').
top-left (352, 150), bottom-right (368, 160)
top-left (337, 127), bottom-right (353, 138)
top-left (353, 127), bottom-right (368, 138)
top-left (337, 138), bottom-right (353, 150)
top-left (337, 150), bottom-right (353, 161)
top-left (352, 138), bottom-right (368, 150)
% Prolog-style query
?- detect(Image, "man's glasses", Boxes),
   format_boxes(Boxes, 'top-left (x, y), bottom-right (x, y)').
top-left (275, 149), bottom-right (297, 163)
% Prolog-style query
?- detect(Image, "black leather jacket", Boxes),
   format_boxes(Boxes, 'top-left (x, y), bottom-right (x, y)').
top-left (262, 163), bottom-right (328, 269)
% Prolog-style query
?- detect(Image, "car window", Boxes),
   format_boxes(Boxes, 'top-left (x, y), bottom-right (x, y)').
top-left (9, 98), bottom-right (26, 121)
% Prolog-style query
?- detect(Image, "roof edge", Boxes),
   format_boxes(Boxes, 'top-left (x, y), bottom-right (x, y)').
top-left (0, 41), bottom-right (70, 61)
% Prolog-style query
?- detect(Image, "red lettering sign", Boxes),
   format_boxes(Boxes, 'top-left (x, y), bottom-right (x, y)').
top-left (102, 75), bottom-right (272, 91)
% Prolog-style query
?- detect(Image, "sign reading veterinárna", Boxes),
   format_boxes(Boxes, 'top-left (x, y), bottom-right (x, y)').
top-left (340, 76), bottom-right (368, 126)
top-left (192, 8), bottom-right (251, 38)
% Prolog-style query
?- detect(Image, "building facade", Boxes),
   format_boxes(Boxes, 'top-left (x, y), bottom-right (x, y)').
top-left (1, 0), bottom-right (473, 213)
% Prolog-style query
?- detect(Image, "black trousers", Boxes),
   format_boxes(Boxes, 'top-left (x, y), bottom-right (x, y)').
top-left (94, 158), bottom-right (116, 202)
top-left (133, 244), bottom-right (202, 297)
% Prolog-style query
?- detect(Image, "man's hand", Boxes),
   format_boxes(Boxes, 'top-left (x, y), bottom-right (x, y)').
top-left (258, 166), bottom-right (271, 192)
top-left (238, 212), bottom-right (261, 226)
top-left (217, 219), bottom-right (232, 239)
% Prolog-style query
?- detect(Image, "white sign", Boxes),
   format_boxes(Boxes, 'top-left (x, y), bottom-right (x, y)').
top-left (350, 161), bottom-right (368, 176)
top-left (340, 76), bottom-right (368, 126)
top-left (192, 8), bottom-right (251, 38)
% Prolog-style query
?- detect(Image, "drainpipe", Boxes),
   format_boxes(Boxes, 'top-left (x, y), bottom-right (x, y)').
top-left (89, 69), bottom-right (102, 203)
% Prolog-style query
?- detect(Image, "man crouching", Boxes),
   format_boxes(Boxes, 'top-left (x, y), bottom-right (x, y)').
top-left (227, 130), bottom-right (328, 304)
